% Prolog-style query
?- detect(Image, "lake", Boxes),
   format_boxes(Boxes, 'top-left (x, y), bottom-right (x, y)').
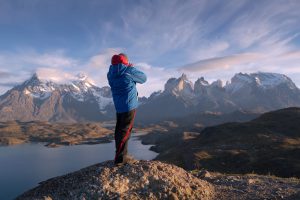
top-left (0, 136), bottom-right (157, 200)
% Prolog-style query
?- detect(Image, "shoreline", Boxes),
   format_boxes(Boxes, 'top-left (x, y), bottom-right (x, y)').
top-left (0, 131), bottom-right (153, 148)
top-left (0, 137), bottom-right (158, 200)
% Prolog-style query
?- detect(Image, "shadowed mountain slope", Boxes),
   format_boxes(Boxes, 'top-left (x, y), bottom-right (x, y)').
top-left (141, 107), bottom-right (300, 178)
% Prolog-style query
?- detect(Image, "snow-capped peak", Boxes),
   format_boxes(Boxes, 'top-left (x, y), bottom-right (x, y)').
top-left (76, 73), bottom-right (88, 81)
top-left (226, 72), bottom-right (297, 93)
top-left (180, 73), bottom-right (188, 81)
top-left (250, 72), bottom-right (293, 88)
top-left (18, 73), bottom-right (113, 110)
top-left (211, 79), bottom-right (223, 88)
top-left (164, 74), bottom-right (194, 95)
top-left (196, 77), bottom-right (209, 86)
top-left (23, 73), bottom-right (42, 86)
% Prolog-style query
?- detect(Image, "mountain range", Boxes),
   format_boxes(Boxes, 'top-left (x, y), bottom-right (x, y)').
top-left (0, 72), bottom-right (299, 122)
top-left (0, 73), bottom-right (115, 122)
top-left (137, 72), bottom-right (300, 122)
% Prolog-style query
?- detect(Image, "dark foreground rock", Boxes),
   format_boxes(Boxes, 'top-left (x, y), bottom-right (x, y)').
top-left (16, 160), bottom-right (214, 200)
top-left (194, 170), bottom-right (300, 200)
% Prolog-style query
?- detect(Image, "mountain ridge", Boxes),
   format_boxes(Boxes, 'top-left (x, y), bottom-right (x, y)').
top-left (0, 73), bottom-right (115, 122)
top-left (1, 71), bottom-right (300, 123)
top-left (137, 72), bottom-right (300, 122)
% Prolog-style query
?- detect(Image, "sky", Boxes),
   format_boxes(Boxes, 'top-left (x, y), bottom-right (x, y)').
top-left (0, 0), bottom-right (300, 97)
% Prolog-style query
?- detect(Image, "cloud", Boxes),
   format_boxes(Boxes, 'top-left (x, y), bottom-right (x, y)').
top-left (36, 68), bottom-right (77, 84)
top-left (135, 63), bottom-right (179, 97)
top-left (1, 1), bottom-right (300, 95)
top-left (180, 53), bottom-right (265, 73)
top-left (176, 48), bottom-right (300, 89)
top-left (278, 50), bottom-right (300, 60)
top-left (117, 0), bottom-right (209, 61)
top-left (30, 54), bottom-right (75, 68)
top-left (188, 41), bottom-right (230, 62)
top-left (0, 82), bottom-right (19, 87)
top-left (0, 71), bottom-right (13, 78)
top-left (0, 50), bottom-right (78, 69)
top-left (226, 1), bottom-right (300, 54)
top-left (0, 50), bottom-right (81, 91)
top-left (22, 51), bottom-right (78, 68)
top-left (85, 54), bottom-right (178, 97)
top-left (87, 48), bottom-right (122, 68)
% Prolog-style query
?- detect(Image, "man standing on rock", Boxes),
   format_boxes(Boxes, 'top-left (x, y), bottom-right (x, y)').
top-left (107, 53), bottom-right (147, 166)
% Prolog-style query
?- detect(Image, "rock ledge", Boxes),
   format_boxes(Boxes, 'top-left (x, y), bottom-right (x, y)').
top-left (16, 160), bottom-right (214, 200)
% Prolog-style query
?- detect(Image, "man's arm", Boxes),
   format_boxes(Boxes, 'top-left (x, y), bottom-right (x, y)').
top-left (127, 67), bottom-right (147, 84)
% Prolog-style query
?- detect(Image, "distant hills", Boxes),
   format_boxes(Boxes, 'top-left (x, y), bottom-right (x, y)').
top-left (143, 107), bottom-right (300, 178)
top-left (0, 72), bottom-right (300, 123)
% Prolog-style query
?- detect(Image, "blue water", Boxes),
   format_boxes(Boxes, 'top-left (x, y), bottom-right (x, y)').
top-left (0, 136), bottom-right (157, 200)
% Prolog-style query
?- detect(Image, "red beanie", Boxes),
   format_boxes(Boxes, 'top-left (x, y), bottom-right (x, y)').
top-left (119, 53), bottom-right (129, 65)
top-left (111, 54), bottom-right (121, 65)
top-left (111, 53), bottom-right (130, 66)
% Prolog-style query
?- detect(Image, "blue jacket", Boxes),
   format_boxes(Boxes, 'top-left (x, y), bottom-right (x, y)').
top-left (107, 64), bottom-right (147, 113)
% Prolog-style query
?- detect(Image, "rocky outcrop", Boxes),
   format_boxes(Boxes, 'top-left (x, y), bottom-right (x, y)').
top-left (16, 160), bottom-right (214, 200)
top-left (16, 160), bottom-right (300, 200)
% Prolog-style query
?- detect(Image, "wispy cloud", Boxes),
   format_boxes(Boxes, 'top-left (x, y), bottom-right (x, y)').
top-left (0, 82), bottom-right (19, 87)
top-left (82, 49), bottom-right (175, 97)
top-left (0, 50), bottom-right (79, 87)
top-left (0, 0), bottom-right (300, 95)
top-left (87, 48), bottom-right (122, 69)
top-left (0, 71), bottom-right (13, 78)
top-left (135, 62), bottom-right (179, 96)
top-left (180, 53), bottom-right (265, 72)
top-left (36, 68), bottom-right (77, 84)
top-left (22, 51), bottom-right (78, 68)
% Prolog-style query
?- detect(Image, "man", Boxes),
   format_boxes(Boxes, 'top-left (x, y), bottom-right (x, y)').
top-left (107, 53), bottom-right (147, 165)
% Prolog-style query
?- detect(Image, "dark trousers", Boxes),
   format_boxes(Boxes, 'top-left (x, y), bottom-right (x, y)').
top-left (114, 109), bottom-right (136, 164)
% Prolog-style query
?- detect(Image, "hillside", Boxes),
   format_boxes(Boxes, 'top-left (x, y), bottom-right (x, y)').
top-left (141, 107), bottom-right (300, 178)
top-left (16, 160), bottom-right (300, 200)
top-left (157, 110), bottom-right (259, 128)
top-left (0, 121), bottom-right (113, 147)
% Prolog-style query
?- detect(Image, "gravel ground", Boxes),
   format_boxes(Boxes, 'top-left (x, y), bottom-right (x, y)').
top-left (194, 170), bottom-right (300, 200)
top-left (16, 160), bottom-right (214, 200)
top-left (16, 160), bottom-right (300, 200)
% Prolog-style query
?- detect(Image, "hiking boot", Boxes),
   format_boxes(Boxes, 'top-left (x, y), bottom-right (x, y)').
top-left (124, 155), bottom-right (137, 164)
top-left (114, 155), bottom-right (137, 166)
